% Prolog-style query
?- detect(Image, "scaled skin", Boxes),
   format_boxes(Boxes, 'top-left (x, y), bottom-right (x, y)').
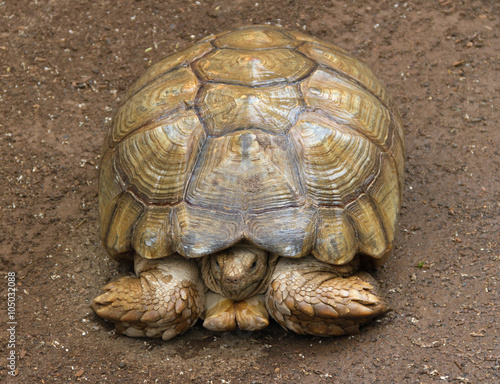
top-left (92, 245), bottom-right (389, 337)
top-left (92, 244), bottom-right (277, 338)
top-left (204, 244), bottom-right (272, 301)
top-left (266, 256), bottom-right (390, 336)
top-left (92, 254), bottom-right (205, 340)
top-left (203, 249), bottom-right (389, 335)
top-left (201, 244), bottom-right (275, 331)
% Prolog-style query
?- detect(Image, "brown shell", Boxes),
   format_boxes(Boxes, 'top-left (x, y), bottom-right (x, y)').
top-left (99, 25), bottom-right (405, 267)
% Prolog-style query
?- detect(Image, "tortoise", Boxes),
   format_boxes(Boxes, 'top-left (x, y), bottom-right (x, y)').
top-left (92, 25), bottom-right (405, 340)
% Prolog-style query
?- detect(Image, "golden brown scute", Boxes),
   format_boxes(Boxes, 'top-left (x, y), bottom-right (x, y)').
top-left (99, 25), bottom-right (405, 267)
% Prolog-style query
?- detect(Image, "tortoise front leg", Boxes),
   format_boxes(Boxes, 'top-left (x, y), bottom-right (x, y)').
top-left (92, 254), bottom-right (205, 340)
top-left (266, 256), bottom-right (389, 336)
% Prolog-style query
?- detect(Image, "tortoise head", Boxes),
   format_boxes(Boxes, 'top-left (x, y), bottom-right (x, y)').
top-left (202, 244), bottom-right (278, 301)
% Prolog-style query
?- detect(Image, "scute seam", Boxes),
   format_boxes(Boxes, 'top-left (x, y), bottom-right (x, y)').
top-left (182, 138), bottom-right (208, 206)
top-left (190, 76), bottom-right (311, 89)
top-left (107, 106), bottom-right (184, 151)
top-left (364, 193), bottom-right (389, 255)
top-left (121, 63), bottom-right (187, 106)
top-left (299, 105), bottom-right (401, 198)
top-left (298, 42), bottom-right (394, 113)
top-left (190, 48), bottom-right (318, 89)
top-left (104, 190), bottom-right (145, 259)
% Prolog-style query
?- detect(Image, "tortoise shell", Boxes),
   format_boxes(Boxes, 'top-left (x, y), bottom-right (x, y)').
top-left (99, 25), bottom-right (405, 268)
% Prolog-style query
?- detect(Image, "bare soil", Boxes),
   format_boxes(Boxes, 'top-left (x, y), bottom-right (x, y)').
top-left (1, 0), bottom-right (499, 383)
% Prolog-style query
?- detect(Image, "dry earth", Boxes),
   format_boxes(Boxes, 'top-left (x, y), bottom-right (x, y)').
top-left (0, 0), bottom-right (499, 383)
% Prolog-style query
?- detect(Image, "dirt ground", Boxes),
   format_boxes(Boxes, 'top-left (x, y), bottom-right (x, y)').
top-left (0, 0), bottom-right (499, 383)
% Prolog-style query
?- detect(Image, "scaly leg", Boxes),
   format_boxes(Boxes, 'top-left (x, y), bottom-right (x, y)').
top-left (266, 256), bottom-right (389, 336)
top-left (92, 254), bottom-right (205, 340)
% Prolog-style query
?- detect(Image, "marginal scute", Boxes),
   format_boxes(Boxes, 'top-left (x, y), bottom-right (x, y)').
top-left (285, 30), bottom-right (351, 55)
top-left (132, 206), bottom-right (173, 260)
top-left (109, 67), bottom-right (199, 149)
top-left (366, 153), bottom-right (400, 247)
top-left (124, 41), bottom-right (214, 100)
top-left (98, 153), bottom-right (125, 243)
top-left (289, 112), bottom-right (379, 206)
top-left (213, 25), bottom-right (299, 49)
top-left (114, 112), bottom-right (206, 204)
top-left (391, 105), bottom-right (405, 154)
top-left (246, 206), bottom-right (316, 257)
top-left (313, 208), bottom-right (358, 265)
top-left (298, 42), bottom-right (392, 107)
top-left (104, 192), bottom-right (144, 259)
top-left (388, 117), bottom-right (406, 194)
top-left (345, 193), bottom-right (387, 259)
top-left (172, 204), bottom-right (243, 258)
top-left (192, 48), bottom-right (316, 86)
top-left (186, 131), bottom-right (305, 213)
top-left (197, 83), bottom-right (303, 136)
top-left (301, 69), bottom-right (392, 150)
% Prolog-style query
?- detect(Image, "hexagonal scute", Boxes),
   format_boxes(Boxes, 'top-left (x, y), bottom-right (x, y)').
top-left (192, 48), bottom-right (316, 87)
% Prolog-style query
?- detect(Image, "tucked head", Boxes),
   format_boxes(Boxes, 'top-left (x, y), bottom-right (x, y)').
top-left (205, 244), bottom-right (271, 301)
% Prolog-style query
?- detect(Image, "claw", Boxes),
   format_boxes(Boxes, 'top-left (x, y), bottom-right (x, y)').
top-left (235, 295), bottom-right (269, 331)
top-left (202, 291), bottom-right (237, 331)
